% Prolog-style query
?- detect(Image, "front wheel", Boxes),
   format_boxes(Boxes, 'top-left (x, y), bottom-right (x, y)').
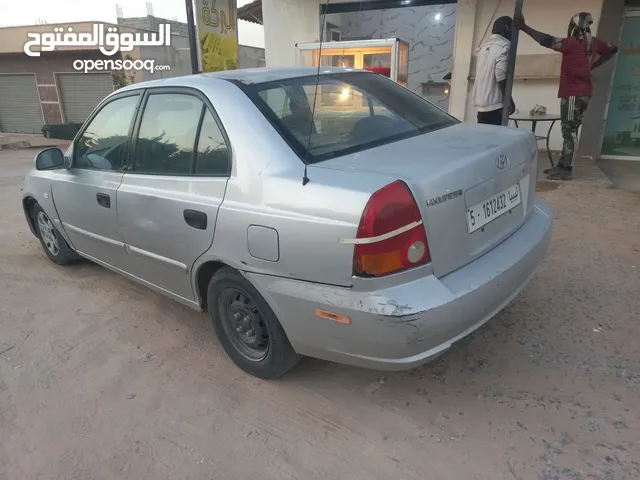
top-left (207, 268), bottom-right (299, 379)
top-left (33, 204), bottom-right (78, 265)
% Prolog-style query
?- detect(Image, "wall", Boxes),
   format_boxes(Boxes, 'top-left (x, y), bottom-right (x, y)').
top-left (262, 1), bottom-right (456, 107)
top-left (451, 0), bottom-right (605, 150)
top-left (117, 16), bottom-right (190, 37)
top-left (239, 45), bottom-right (266, 68)
top-left (262, 0), bottom-right (322, 66)
top-left (137, 34), bottom-right (192, 81)
top-left (263, 0), bottom-right (409, 66)
top-left (327, 4), bottom-right (457, 108)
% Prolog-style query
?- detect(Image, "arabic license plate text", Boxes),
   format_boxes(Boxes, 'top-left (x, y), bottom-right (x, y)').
top-left (467, 182), bottom-right (521, 233)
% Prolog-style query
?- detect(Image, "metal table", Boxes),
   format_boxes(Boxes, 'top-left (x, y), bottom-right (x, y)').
top-left (509, 113), bottom-right (561, 166)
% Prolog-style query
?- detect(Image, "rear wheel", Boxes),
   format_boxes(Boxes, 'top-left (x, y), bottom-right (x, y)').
top-left (33, 204), bottom-right (78, 265)
top-left (207, 268), bottom-right (299, 378)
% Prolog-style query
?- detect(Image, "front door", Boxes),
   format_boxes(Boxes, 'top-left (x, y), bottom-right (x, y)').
top-left (116, 90), bottom-right (231, 301)
top-left (52, 93), bottom-right (141, 269)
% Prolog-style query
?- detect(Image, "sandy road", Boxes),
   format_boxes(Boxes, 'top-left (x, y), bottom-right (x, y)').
top-left (1, 148), bottom-right (639, 480)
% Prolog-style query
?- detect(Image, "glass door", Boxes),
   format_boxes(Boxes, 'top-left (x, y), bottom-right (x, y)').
top-left (601, 9), bottom-right (640, 160)
top-left (319, 53), bottom-right (356, 69)
top-left (315, 47), bottom-right (394, 74)
top-left (361, 47), bottom-right (394, 81)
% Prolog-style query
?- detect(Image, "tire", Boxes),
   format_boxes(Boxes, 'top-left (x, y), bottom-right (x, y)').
top-left (207, 267), bottom-right (299, 379)
top-left (32, 204), bottom-right (78, 265)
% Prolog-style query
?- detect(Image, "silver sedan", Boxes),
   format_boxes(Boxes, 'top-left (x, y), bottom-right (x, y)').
top-left (22, 67), bottom-right (553, 378)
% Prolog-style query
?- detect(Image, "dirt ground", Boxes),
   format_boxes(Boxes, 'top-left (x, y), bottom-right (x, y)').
top-left (1, 149), bottom-right (639, 480)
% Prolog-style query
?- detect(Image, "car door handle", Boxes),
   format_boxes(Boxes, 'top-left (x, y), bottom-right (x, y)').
top-left (183, 209), bottom-right (207, 230)
top-left (96, 192), bottom-right (111, 208)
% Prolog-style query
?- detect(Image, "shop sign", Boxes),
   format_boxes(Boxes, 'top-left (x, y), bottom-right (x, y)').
top-left (195, 0), bottom-right (238, 72)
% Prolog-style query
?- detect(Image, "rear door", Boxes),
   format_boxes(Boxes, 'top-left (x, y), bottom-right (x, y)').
top-left (51, 92), bottom-right (141, 270)
top-left (116, 88), bottom-right (231, 301)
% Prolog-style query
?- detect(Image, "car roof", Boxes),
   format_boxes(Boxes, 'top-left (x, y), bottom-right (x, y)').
top-left (116, 67), bottom-right (364, 93)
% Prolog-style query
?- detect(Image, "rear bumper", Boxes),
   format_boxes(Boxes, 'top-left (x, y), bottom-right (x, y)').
top-left (246, 197), bottom-right (553, 371)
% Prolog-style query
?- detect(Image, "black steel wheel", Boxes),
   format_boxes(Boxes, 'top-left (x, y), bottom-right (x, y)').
top-left (218, 288), bottom-right (270, 362)
top-left (207, 267), bottom-right (299, 378)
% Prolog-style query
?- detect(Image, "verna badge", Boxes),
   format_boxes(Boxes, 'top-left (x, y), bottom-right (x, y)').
top-left (496, 154), bottom-right (509, 170)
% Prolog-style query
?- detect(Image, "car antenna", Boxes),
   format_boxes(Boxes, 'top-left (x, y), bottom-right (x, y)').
top-left (302, 0), bottom-right (331, 186)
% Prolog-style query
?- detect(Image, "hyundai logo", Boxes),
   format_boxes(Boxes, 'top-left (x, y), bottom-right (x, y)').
top-left (496, 154), bottom-right (509, 169)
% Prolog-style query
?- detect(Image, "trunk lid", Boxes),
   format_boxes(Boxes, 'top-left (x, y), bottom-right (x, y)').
top-left (317, 123), bottom-right (539, 277)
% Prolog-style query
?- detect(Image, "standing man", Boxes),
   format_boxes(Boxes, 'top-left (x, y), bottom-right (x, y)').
top-left (516, 13), bottom-right (618, 180)
top-left (473, 16), bottom-right (516, 126)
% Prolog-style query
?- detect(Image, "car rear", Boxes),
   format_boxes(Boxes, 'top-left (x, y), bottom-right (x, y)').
top-left (239, 70), bottom-right (553, 369)
top-left (322, 122), bottom-right (541, 278)
top-left (245, 196), bottom-right (552, 369)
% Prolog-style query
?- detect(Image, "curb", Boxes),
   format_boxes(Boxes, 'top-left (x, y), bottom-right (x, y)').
top-left (0, 140), bottom-right (65, 151)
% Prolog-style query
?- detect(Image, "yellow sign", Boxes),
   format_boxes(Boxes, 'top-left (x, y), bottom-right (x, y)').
top-left (195, 0), bottom-right (238, 72)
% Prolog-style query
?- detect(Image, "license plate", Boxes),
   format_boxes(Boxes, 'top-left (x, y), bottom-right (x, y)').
top-left (467, 182), bottom-right (522, 233)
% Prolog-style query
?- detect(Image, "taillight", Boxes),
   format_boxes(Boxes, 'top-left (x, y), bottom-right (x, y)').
top-left (353, 180), bottom-right (431, 277)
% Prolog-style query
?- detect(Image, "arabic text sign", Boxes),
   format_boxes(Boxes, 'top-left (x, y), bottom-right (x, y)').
top-left (195, 0), bottom-right (238, 72)
top-left (23, 24), bottom-right (171, 57)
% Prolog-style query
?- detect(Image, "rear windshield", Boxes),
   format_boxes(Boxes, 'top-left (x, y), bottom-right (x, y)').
top-left (242, 72), bottom-right (457, 163)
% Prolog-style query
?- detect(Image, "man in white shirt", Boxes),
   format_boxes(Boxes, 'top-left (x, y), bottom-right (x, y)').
top-left (473, 16), bottom-right (516, 125)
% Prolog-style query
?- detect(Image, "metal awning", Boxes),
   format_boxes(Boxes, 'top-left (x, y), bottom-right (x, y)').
top-left (238, 0), bottom-right (263, 25)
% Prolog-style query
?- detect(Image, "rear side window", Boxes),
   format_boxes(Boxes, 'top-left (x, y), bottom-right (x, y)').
top-left (246, 72), bottom-right (457, 163)
top-left (134, 94), bottom-right (203, 175)
top-left (195, 110), bottom-right (231, 175)
top-left (260, 88), bottom-right (292, 119)
top-left (74, 95), bottom-right (139, 170)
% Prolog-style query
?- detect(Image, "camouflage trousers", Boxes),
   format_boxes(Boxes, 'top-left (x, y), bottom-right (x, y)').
top-left (559, 96), bottom-right (590, 167)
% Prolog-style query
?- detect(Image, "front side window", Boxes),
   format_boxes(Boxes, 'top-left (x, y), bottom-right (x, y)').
top-left (74, 95), bottom-right (139, 170)
top-left (134, 93), bottom-right (203, 175)
top-left (247, 72), bottom-right (457, 163)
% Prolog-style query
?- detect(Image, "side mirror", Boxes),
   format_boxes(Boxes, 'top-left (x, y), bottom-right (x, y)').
top-left (35, 147), bottom-right (65, 170)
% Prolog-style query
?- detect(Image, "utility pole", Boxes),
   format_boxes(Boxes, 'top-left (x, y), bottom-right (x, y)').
top-left (502, 0), bottom-right (524, 125)
top-left (185, 0), bottom-right (200, 74)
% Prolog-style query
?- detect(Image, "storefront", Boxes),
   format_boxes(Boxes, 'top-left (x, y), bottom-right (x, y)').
top-left (243, 0), bottom-right (640, 161)
top-left (249, 0), bottom-right (457, 108)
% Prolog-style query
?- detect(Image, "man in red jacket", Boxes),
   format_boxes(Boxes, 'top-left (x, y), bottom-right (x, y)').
top-left (515, 13), bottom-right (618, 180)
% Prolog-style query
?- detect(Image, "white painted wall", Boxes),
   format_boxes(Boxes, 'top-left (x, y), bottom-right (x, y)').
top-left (449, 0), bottom-right (477, 121)
top-left (263, 0), bottom-right (322, 67)
top-left (452, 0), bottom-right (604, 150)
top-left (329, 5), bottom-right (457, 108)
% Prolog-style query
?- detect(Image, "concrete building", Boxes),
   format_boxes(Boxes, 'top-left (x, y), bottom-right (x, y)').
top-left (0, 16), bottom-right (265, 134)
top-left (117, 15), bottom-right (190, 37)
top-left (0, 21), bottom-right (192, 133)
top-left (239, 0), bottom-right (640, 161)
